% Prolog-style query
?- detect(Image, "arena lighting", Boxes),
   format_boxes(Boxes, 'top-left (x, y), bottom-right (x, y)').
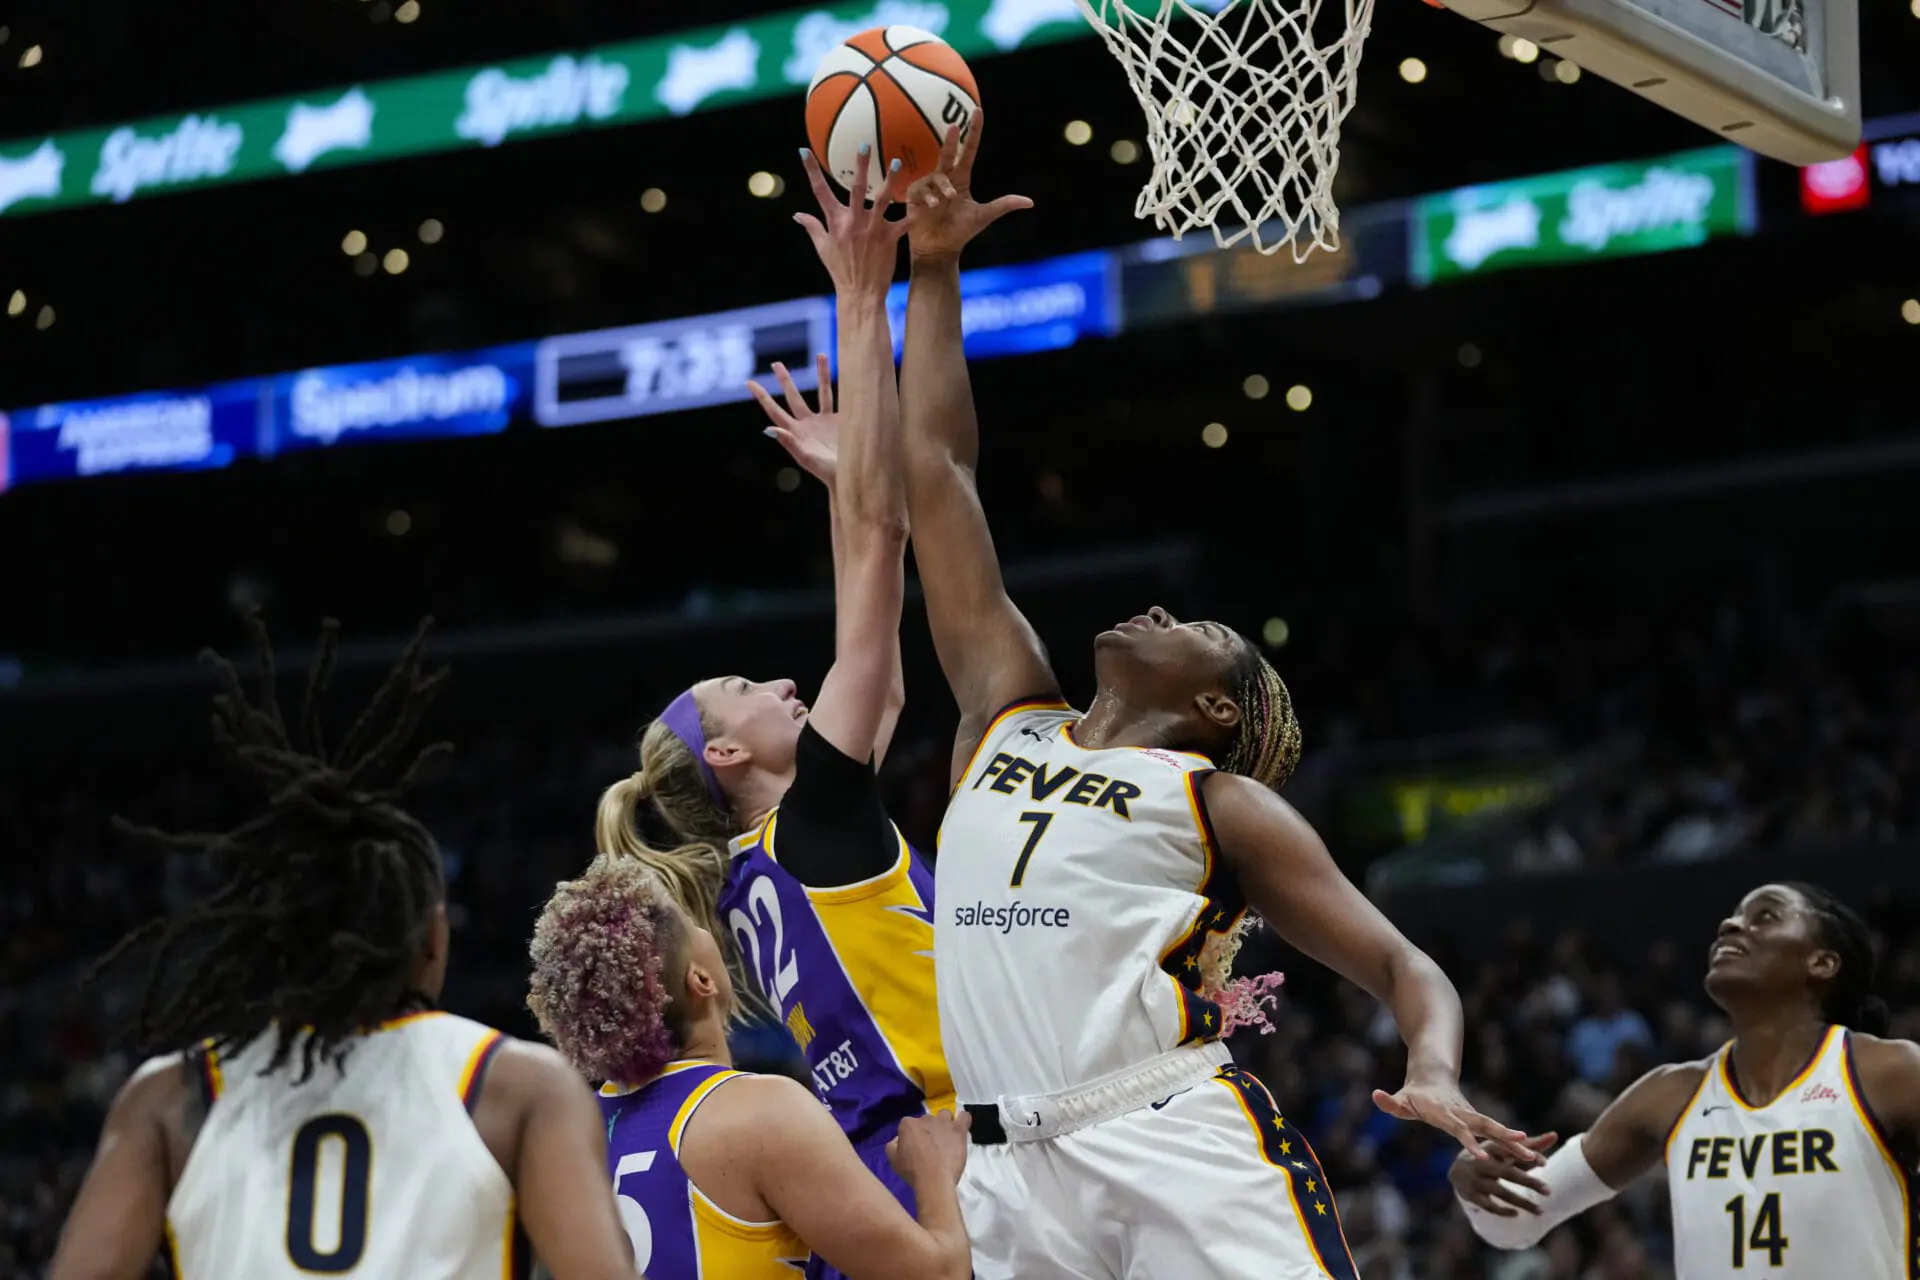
top-left (353, 253), bottom-right (378, 276)
top-left (747, 171), bottom-right (783, 198)
top-left (341, 230), bottom-right (368, 256)
top-left (383, 248), bottom-right (410, 274)
top-left (6, 290), bottom-right (24, 317)
top-left (18, 44), bottom-right (42, 69)
top-left (1399, 58), bottom-right (1428, 84)
top-left (1285, 384), bottom-right (1312, 411)
top-left (1201, 422), bottom-right (1229, 448)
top-left (385, 509), bottom-right (412, 536)
top-left (35, 304), bottom-right (54, 330)
top-left (775, 466), bottom-right (801, 492)
top-left (640, 188), bottom-right (667, 213)
top-left (1243, 374), bottom-right (1271, 400)
top-left (1903, 299), bottom-right (1920, 326)
top-left (1111, 139), bottom-right (1141, 165)
top-left (418, 219), bottom-right (444, 244)
top-left (1064, 120), bottom-right (1093, 145)
top-left (1458, 343), bottom-right (1483, 368)
top-left (395, 0), bottom-right (420, 22)
top-left (1555, 60), bottom-right (1582, 83)
top-left (1261, 617), bottom-right (1290, 647)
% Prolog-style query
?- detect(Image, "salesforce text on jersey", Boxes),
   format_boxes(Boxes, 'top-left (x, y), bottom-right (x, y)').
top-left (953, 901), bottom-right (1073, 932)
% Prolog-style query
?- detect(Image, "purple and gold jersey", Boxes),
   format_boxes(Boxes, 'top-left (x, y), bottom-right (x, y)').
top-left (599, 1060), bottom-right (807, 1280)
top-left (721, 815), bottom-right (952, 1145)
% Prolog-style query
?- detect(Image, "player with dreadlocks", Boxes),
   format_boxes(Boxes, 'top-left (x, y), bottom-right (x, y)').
top-left (890, 118), bottom-right (1539, 1280)
top-left (49, 618), bottom-right (640, 1280)
top-left (1453, 881), bottom-right (1920, 1279)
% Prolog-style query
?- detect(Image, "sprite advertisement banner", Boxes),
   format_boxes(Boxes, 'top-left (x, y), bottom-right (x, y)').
top-left (0, 0), bottom-right (1110, 220)
top-left (1409, 147), bottom-right (1755, 285)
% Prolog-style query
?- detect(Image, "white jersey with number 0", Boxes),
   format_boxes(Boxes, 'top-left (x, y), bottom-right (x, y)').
top-left (1666, 1025), bottom-right (1914, 1280)
top-left (166, 1011), bottom-right (528, 1280)
top-left (936, 701), bottom-right (1244, 1101)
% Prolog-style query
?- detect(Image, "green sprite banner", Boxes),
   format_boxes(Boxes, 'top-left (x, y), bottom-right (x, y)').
top-left (0, 0), bottom-right (1107, 219)
top-left (1409, 146), bottom-right (1756, 285)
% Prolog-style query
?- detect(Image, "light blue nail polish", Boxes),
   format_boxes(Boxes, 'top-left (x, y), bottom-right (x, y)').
top-left (798, 147), bottom-right (810, 161)
top-left (889, 158), bottom-right (902, 173)
top-left (858, 142), bottom-right (871, 156)
top-left (763, 427), bottom-right (778, 438)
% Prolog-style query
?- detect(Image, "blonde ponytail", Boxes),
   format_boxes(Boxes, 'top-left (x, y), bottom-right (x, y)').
top-left (592, 720), bottom-right (775, 1024)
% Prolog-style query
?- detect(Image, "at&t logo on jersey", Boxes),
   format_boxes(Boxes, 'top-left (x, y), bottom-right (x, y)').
top-left (953, 900), bottom-right (1072, 932)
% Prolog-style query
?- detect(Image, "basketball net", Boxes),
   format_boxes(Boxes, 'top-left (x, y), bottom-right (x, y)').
top-left (1074, 0), bottom-right (1376, 259)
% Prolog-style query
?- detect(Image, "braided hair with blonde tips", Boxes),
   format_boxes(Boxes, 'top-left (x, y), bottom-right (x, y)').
top-left (1218, 640), bottom-right (1303, 791)
top-left (96, 615), bottom-right (452, 1083)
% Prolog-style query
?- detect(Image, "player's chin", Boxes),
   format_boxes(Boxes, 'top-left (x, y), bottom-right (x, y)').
top-left (1093, 628), bottom-right (1131, 651)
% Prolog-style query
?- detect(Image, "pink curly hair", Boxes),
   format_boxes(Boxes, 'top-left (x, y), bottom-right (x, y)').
top-left (527, 856), bottom-right (687, 1085)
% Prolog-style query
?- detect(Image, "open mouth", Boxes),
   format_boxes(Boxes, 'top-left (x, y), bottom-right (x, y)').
top-left (1710, 941), bottom-right (1747, 963)
top-left (791, 702), bottom-right (809, 720)
top-left (1116, 614), bottom-right (1154, 631)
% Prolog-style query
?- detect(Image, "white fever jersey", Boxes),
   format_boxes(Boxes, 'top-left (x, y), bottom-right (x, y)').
top-left (166, 1011), bottom-right (530, 1280)
top-left (1666, 1025), bottom-right (1916, 1280)
top-left (936, 701), bottom-right (1245, 1102)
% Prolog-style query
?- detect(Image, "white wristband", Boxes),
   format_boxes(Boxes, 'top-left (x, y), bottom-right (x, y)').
top-left (1457, 1133), bottom-right (1618, 1250)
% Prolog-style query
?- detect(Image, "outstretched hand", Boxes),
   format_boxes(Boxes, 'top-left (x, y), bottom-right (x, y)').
top-left (748, 353), bottom-right (838, 486)
top-left (796, 145), bottom-right (907, 299)
top-left (902, 112), bottom-right (1033, 263)
top-left (1373, 1078), bottom-right (1544, 1165)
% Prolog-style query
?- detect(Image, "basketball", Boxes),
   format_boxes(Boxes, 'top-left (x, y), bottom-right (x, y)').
top-left (806, 26), bottom-right (980, 193)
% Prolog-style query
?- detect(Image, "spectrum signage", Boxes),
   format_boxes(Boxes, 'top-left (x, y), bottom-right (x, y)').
top-left (269, 350), bottom-right (530, 453)
top-left (1410, 147), bottom-right (1755, 285)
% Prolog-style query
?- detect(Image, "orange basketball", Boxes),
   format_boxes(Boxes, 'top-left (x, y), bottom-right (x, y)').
top-left (806, 26), bottom-right (980, 193)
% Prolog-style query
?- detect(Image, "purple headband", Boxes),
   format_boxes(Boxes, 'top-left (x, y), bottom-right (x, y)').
top-left (659, 689), bottom-right (726, 807)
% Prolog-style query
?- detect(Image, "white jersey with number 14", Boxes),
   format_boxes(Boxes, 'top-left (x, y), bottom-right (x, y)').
top-left (1665, 1025), bottom-right (1914, 1280)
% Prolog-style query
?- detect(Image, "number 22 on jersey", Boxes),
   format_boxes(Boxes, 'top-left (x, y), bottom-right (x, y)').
top-left (729, 874), bottom-right (800, 1003)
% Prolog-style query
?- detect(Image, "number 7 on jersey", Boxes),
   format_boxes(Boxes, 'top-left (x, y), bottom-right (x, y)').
top-left (1010, 811), bottom-right (1052, 887)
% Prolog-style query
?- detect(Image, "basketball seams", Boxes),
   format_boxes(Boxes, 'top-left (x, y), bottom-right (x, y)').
top-left (877, 62), bottom-right (951, 160)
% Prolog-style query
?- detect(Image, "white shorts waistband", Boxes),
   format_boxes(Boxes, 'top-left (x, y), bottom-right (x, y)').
top-left (970, 1041), bottom-right (1233, 1143)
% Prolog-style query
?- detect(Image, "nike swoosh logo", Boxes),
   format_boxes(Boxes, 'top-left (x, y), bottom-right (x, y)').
top-left (1701, 1105), bottom-right (1731, 1117)
top-left (1150, 1087), bottom-right (1194, 1111)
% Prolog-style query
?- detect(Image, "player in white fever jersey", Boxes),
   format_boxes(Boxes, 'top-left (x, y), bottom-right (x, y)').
top-left (890, 119), bottom-right (1539, 1280)
top-left (1453, 882), bottom-right (1920, 1279)
top-left (49, 621), bottom-right (638, 1280)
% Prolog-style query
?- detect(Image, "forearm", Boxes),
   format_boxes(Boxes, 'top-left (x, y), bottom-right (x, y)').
top-left (833, 291), bottom-right (906, 535)
top-left (1459, 1135), bottom-right (1618, 1249)
top-left (901, 257), bottom-right (975, 471)
top-left (904, 1172), bottom-right (972, 1280)
top-left (1383, 946), bottom-right (1467, 1083)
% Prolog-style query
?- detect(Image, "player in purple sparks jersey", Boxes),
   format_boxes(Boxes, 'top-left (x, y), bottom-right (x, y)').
top-left (528, 852), bottom-right (972, 1280)
top-left (588, 147), bottom-right (950, 1279)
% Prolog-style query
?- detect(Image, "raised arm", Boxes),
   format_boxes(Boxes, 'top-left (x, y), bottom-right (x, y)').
top-left (1202, 770), bottom-right (1536, 1162)
top-left (899, 119), bottom-right (1059, 776)
top-left (752, 356), bottom-right (907, 767)
top-left (49, 1056), bottom-right (181, 1280)
top-left (778, 148), bottom-right (912, 768)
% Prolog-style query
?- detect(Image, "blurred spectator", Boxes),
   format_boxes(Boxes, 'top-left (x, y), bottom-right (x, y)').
top-left (1566, 972), bottom-right (1655, 1086)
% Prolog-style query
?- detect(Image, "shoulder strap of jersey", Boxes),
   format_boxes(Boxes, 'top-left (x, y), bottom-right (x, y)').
top-left (953, 696), bottom-right (1076, 793)
top-left (666, 1067), bottom-right (753, 1158)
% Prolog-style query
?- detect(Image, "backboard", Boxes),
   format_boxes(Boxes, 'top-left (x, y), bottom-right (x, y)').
top-left (1440, 0), bottom-right (1860, 164)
